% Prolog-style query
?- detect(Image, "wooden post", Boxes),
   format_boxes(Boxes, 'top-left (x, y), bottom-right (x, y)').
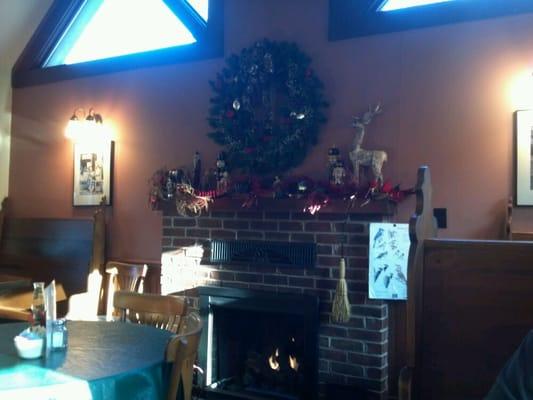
top-left (400, 166), bottom-right (437, 400)
top-left (0, 198), bottom-right (8, 245)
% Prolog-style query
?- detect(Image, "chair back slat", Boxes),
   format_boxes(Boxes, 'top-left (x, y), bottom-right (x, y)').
top-left (113, 291), bottom-right (187, 334)
top-left (106, 261), bottom-right (147, 292)
top-left (106, 262), bottom-right (148, 319)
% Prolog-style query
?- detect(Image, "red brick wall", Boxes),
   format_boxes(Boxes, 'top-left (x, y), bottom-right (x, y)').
top-left (162, 207), bottom-right (390, 398)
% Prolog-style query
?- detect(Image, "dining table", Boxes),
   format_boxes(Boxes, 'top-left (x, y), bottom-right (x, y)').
top-left (0, 320), bottom-right (174, 400)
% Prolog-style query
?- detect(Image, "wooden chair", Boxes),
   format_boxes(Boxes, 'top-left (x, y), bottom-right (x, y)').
top-left (166, 312), bottom-right (203, 400)
top-left (105, 261), bottom-right (147, 319)
top-left (113, 290), bottom-right (187, 333)
top-left (106, 261), bottom-right (147, 292)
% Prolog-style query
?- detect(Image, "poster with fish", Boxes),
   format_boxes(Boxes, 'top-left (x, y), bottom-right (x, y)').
top-left (368, 223), bottom-right (410, 300)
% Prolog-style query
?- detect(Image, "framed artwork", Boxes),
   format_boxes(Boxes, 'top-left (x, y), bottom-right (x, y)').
top-left (515, 110), bottom-right (533, 206)
top-left (73, 141), bottom-right (113, 206)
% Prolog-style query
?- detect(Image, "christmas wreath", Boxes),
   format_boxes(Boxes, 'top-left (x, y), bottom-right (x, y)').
top-left (208, 39), bottom-right (328, 175)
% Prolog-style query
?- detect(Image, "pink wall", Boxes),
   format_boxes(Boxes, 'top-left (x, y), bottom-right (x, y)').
top-left (9, 0), bottom-right (533, 260)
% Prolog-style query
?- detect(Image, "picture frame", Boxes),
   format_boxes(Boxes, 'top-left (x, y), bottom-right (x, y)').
top-left (73, 141), bottom-right (113, 206)
top-left (515, 110), bottom-right (533, 206)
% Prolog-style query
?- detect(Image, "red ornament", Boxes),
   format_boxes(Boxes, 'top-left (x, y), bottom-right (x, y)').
top-left (381, 181), bottom-right (393, 193)
top-left (244, 147), bottom-right (256, 154)
top-left (369, 179), bottom-right (379, 189)
top-left (225, 110), bottom-right (235, 119)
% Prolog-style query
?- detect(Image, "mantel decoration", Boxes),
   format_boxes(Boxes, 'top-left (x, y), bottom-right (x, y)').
top-left (149, 158), bottom-right (413, 217)
top-left (150, 50), bottom-right (411, 217)
top-left (150, 99), bottom-right (411, 216)
top-left (207, 39), bottom-right (328, 175)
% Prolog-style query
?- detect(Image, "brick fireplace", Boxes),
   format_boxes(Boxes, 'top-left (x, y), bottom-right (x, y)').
top-left (160, 199), bottom-right (394, 399)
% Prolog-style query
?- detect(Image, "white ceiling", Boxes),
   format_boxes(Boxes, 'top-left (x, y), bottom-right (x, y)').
top-left (0, 0), bottom-right (53, 67)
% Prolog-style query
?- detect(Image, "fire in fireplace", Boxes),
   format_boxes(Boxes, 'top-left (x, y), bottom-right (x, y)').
top-left (198, 287), bottom-right (319, 400)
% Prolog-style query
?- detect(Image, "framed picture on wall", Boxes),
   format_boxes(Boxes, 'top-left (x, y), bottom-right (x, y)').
top-left (515, 110), bottom-right (533, 206)
top-left (73, 141), bottom-right (113, 206)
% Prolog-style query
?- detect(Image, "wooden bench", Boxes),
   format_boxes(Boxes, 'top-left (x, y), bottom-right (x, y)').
top-left (0, 198), bottom-right (106, 319)
top-left (400, 167), bottom-right (533, 400)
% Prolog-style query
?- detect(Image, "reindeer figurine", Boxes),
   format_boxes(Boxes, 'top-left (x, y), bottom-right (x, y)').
top-left (349, 103), bottom-right (387, 186)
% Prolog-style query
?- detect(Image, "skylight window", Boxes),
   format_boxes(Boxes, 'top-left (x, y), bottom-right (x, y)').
top-left (379, 0), bottom-right (454, 12)
top-left (46, 0), bottom-right (196, 67)
top-left (186, 0), bottom-right (209, 21)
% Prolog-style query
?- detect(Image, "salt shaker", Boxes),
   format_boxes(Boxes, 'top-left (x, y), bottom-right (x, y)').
top-left (51, 319), bottom-right (68, 350)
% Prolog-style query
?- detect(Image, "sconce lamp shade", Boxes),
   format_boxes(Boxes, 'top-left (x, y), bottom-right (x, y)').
top-left (65, 108), bottom-right (111, 143)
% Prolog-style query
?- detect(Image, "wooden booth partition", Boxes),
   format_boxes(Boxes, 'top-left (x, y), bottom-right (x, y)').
top-left (0, 198), bottom-right (107, 319)
top-left (400, 167), bottom-right (533, 400)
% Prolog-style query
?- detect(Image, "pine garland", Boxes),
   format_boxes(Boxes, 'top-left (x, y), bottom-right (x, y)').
top-left (208, 39), bottom-right (328, 175)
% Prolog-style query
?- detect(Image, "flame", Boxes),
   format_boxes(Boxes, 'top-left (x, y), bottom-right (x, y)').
top-left (289, 355), bottom-right (299, 371)
top-left (268, 348), bottom-right (280, 371)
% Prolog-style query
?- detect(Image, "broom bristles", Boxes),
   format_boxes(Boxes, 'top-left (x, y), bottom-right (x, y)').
top-left (332, 280), bottom-right (350, 323)
top-left (332, 258), bottom-right (351, 323)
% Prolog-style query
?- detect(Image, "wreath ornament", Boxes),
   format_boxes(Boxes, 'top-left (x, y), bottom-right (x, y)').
top-left (208, 39), bottom-right (328, 175)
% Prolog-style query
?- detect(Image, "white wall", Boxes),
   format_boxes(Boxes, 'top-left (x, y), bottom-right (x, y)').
top-left (0, 0), bottom-right (52, 202)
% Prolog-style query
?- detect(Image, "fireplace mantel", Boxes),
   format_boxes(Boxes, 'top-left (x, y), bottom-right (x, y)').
top-left (160, 197), bottom-right (396, 216)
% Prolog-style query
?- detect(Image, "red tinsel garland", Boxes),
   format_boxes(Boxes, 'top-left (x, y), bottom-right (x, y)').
top-left (149, 169), bottom-right (413, 214)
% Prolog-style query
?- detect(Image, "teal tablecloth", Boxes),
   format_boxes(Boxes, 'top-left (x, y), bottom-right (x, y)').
top-left (0, 321), bottom-right (173, 400)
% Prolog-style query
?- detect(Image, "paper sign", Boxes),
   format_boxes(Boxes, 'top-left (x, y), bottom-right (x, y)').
top-left (368, 223), bottom-right (410, 300)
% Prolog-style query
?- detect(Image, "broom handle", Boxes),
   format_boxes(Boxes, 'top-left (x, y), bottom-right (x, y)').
top-left (339, 258), bottom-right (346, 280)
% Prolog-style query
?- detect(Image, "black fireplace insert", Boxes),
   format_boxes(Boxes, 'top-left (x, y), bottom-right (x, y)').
top-left (197, 286), bottom-right (319, 400)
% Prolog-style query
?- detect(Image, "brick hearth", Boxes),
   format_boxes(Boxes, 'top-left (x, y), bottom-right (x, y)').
top-left (160, 199), bottom-right (394, 399)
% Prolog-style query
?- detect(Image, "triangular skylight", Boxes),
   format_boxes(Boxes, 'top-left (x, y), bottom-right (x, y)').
top-left (46, 0), bottom-right (196, 67)
top-left (186, 0), bottom-right (209, 21)
top-left (379, 0), bottom-right (454, 12)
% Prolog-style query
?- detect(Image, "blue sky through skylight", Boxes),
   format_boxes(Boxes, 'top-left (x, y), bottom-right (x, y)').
top-left (379, 0), bottom-right (454, 12)
top-left (63, 0), bottom-right (196, 65)
top-left (186, 0), bottom-right (209, 21)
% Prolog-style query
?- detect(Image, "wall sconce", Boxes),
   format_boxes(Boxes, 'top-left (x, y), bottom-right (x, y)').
top-left (66, 107), bottom-right (113, 207)
top-left (508, 70), bottom-right (533, 111)
top-left (65, 107), bottom-right (111, 143)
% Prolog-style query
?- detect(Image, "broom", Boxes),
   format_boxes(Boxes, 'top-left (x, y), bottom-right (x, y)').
top-left (332, 197), bottom-right (354, 324)
top-left (332, 256), bottom-right (351, 323)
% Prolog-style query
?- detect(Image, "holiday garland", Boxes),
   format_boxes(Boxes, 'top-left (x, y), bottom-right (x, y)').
top-left (208, 39), bottom-right (328, 175)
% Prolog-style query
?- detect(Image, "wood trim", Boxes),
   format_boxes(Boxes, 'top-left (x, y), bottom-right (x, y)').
top-left (13, 0), bottom-right (88, 71)
top-left (164, 0), bottom-right (208, 42)
top-left (89, 199), bottom-right (106, 276)
top-left (0, 198), bottom-right (7, 244)
top-left (329, 0), bottom-right (533, 41)
top-left (12, 0), bottom-right (224, 88)
top-left (405, 166), bottom-right (437, 389)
